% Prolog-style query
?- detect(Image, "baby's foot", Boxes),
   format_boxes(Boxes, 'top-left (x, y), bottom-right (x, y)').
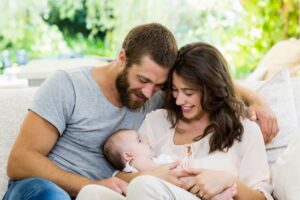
top-left (210, 183), bottom-right (237, 200)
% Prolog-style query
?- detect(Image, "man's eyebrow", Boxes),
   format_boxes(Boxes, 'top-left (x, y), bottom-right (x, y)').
top-left (138, 75), bottom-right (152, 82)
top-left (138, 75), bottom-right (165, 86)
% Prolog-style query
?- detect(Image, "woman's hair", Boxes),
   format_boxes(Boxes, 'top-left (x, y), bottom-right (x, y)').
top-left (165, 42), bottom-right (245, 153)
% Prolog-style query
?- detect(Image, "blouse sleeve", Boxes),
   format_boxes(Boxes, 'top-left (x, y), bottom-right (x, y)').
top-left (138, 112), bottom-right (157, 145)
top-left (138, 109), bottom-right (171, 155)
top-left (238, 119), bottom-right (274, 200)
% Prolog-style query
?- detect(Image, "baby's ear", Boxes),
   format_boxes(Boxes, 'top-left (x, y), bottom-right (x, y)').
top-left (123, 152), bottom-right (134, 161)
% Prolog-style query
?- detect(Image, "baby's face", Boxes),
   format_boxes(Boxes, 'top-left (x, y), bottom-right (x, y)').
top-left (122, 130), bottom-right (154, 158)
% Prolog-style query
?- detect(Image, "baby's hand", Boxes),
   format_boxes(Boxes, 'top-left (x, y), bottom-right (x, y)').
top-left (210, 183), bottom-right (237, 200)
top-left (178, 175), bottom-right (193, 183)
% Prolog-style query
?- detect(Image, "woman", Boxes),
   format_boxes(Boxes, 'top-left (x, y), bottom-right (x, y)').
top-left (76, 42), bottom-right (273, 200)
top-left (134, 42), bottom-right (273, 200)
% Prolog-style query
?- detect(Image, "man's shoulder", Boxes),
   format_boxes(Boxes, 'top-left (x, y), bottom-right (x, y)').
top-left (61, 66), bottom-right (92, 81)
top-left (144, 91), bottom-right (164, 112)
top-left (46, 67), bottom-right (89, 85)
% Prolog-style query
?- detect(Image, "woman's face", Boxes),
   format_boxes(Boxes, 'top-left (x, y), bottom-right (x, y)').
top-left (171, 72), bottom-right (204, 121)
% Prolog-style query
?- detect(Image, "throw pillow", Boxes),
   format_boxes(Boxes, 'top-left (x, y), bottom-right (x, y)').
top-left (241, 69), bottom-right (298, 163)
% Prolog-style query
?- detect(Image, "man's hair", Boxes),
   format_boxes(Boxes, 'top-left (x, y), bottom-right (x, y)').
top-left (165, 42), bottom-right (245, 153)
top-left (122, 23), bottom-right (178, 69)
top-left (103, 129), bottom-right (129, 170)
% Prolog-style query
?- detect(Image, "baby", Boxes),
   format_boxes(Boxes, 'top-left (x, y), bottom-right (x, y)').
top-left (103, 129), bottom-right (174, 172)
top-left (103, 129), bottom-right (237, 200)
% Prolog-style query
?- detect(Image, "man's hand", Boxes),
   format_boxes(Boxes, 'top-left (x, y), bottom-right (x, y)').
top-left (247, 100), bottom-right (279, 143)
top-left (143, 161), bottom-right (190, 187)
top-left (235, 83), bottom-right (279, 144)
top-left (97, 177), bottom-right (128, 196)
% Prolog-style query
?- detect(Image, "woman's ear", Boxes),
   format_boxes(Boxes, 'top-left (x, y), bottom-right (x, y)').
top-left (123, 151), bottom-right (134, 161)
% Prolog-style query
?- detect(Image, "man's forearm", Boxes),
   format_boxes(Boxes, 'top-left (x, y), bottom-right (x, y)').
top-left (235, 82), bottom-right (264, 106)
top-left (115, 171), bottom-right (141, 183)
top-left (8, 150), bottom-right (95, 196)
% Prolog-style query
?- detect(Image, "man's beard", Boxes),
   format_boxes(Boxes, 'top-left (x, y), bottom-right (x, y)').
top-left (116, 68), bottom-right (148, 110)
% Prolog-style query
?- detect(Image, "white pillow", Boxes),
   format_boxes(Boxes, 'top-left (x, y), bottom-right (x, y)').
top-left (241, 69), bottom-right (298, 163)
top-left (0, 88), bottom-right (37, 198)
top-left (271, 128), bottom-right (300, 200)
top-left (292, 77), bottom-right (300, 126)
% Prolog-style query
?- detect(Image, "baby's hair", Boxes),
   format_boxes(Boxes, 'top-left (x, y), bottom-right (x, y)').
top-left (103, 129), bottom-right (131, 170)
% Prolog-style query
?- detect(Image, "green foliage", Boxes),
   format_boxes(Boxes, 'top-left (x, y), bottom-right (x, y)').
top-left (45, 0), bottom-right (115, 38)
top-left (0, 0), bottom-right (69, 61)
top-left (0, 0), bottom-right (299, 78)
top-left (230, 0), bottom-right (300, 78)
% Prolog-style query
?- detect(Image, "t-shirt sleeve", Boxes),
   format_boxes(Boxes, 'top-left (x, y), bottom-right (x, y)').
top-left (238, 120), bottom-right (274, 200)
top-left (30, 70), bottom-right (75, 135)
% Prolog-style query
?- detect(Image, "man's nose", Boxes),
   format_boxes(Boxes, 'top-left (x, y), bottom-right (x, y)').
top-left (142, 84), bottom-right (155, 99)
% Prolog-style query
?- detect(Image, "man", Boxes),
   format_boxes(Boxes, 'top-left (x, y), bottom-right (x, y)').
top-left (4, 23), bottom-right (278, 200)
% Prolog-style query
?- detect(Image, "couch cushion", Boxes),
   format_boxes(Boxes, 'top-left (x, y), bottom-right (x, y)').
top-left (292, 77), bottom-right (300, 126)
top-left (271, 127), bottom-right (300, 200)
top-left (0, 87), bottom-right (37, 198)
top-left (240, 69), bottom-right (299, 163)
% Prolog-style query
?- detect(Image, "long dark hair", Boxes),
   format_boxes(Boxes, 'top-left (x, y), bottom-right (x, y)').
top-left (165, 42), bottom-right (245, 153)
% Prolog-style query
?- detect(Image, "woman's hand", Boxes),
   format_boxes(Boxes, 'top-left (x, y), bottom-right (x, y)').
top-left (182, 168), bottom-right (235, 199)
top-left (143, 161), bottom-right (191, 187)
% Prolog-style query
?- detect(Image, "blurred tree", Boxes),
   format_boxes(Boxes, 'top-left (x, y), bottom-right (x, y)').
top-left (0, 0), bottom-right (299, 78)
top-left (43, 0), bottom-right (115, 56)
top-left (0, 0), bottom-right (69, 60)
top-left (232, 0), bottom-right (300, 78)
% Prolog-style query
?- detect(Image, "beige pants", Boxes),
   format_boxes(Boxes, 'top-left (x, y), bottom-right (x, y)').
top-left (76, 175), bottom-right (201, 200)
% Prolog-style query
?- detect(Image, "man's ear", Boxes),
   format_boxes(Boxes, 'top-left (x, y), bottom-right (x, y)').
top-left (117, 49), bottom-right (127, 66)
top-left (123, 151), bottom-right (134, 161)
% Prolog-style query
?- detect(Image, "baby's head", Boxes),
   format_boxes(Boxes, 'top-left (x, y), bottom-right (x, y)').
top-left (103, 129), bottom-right (154, 170)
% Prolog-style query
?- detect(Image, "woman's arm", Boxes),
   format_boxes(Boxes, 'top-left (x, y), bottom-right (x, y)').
top-left (233, 178), bottom-right (266, 200)
top-left (115, 171), bottom-right (140, 183)
top-left (182, 169), bottom-right (266, 200)
top-left (236, 120), bottom-right (274, 200)
top-left (182, 120), bottom-right (273, 200)
top-left (116, 161), bottom-right (190, 187)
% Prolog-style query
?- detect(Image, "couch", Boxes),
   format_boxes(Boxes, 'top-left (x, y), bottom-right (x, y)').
top-left (0, 73), bottom-right (300, 199)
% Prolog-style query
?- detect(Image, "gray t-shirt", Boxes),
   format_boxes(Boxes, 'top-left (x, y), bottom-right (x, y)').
top-left (30, 66), bottom-right (164, 180)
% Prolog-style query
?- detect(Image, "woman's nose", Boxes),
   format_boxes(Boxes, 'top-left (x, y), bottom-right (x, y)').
top-left (175, 93), bottom-right (185, 105)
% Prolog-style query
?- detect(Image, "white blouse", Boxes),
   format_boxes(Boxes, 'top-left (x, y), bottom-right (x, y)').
top-left (138, 109), bottom-right (273, 200)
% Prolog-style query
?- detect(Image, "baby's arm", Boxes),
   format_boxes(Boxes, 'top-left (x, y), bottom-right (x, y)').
top-left (131, 156), bottom-right (160, 171)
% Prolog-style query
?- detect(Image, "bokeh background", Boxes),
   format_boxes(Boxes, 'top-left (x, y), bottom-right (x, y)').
top-left (0, 0), bottom-right (299, 78)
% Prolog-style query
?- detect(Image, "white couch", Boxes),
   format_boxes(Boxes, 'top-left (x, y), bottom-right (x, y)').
top-left (0, 76), bottom-right (300, 199)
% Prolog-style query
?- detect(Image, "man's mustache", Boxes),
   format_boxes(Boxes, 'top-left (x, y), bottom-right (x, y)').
top-left (130, 90), bottom-right (148, 101)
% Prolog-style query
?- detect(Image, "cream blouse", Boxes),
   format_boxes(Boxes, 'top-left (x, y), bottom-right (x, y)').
top-left (138, 109), bottom-right (273, 200)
